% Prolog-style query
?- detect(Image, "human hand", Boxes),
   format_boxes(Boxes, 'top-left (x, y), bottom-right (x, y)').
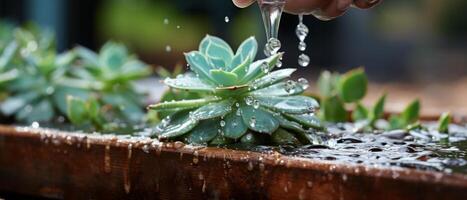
top-left (232, 0), bottom-right (381, 20)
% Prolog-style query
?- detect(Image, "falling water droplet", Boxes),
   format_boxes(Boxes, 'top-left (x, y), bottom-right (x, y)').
top-left (176, 25), bottom-right (181, 29)
top-left (165, 45), bottom-right (172, 52)
top-left (163, 18), bottom-right (169, 25)
top-left (296, 21), bottom-right (309, 41)
top-left (298, 41), bottom-right (306, 51)
top-left (224, 16), bottom-right (230, 23)
top-left (298, 53), bottom-right (310, 67)
top-left (297, 78), bottom-right (309, 90)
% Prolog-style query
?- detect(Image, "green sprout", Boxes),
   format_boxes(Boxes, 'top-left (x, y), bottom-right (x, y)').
top-left (149, 35), bottom-right (321, 145)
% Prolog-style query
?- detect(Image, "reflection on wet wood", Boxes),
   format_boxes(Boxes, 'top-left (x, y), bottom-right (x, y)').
top-left (0, 125), bottom-right (466, 199)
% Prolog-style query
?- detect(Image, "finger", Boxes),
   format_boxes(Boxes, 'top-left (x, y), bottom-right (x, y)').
top-left (352, 0), bottom-right (381, 9)
top-left (283, 0), bottom-right (327, 15)
top-left (315, 0), bottom-right (353, 20)
top-left (232, 0), bottom-right (255, 8)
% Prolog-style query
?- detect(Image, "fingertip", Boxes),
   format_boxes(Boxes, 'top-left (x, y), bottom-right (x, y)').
top-left (352, 0), bottom-right (382, 9)
top-left (233, 0), bottom-right (255, 8)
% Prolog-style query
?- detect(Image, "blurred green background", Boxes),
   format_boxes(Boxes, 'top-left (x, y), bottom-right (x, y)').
top-left (1, 0), bottom-right (466, 85)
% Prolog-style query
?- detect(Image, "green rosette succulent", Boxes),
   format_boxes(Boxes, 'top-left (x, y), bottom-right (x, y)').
top-left (149, 35), bottom-right (322, 145)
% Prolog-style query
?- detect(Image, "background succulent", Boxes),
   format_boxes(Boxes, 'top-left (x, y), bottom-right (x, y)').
top-left (0, 23), bottom-right (151, 127)
top-left (149, 35), bottom-right (322, 145)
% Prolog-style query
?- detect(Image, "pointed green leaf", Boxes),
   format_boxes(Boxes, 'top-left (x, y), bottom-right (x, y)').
top-left (148, 97), bottom-right (221, 112)
top-left (222, 109), bottom-right (248, 139)
top-left (337, 68), bottom-right (368, 103)
top-left (191, 99), bottom-right (234, 120)
top-left (186, 118), bottom-right (220, 144)
top-left (250, 81), bottom-right (305, 97)
top-left (369, 93), bottom-right (386, 123)
top-left (437, 112), bottom-right (451, 133)
top-left (321, 95), bottom-right (347, 122)
top-left (401, 99), bottom-right (420, 125)
top-left (67, 96), bottom-right (88, 125)
top-left (185, 51), bottom-right (216, 83)
top-left (240, 105), bottom-right (279, 133)
top-left (249, 68), bottom-right (296, 91)
top-left (164, 74), bottom-right (215, 92)
top-left (352, 102), bottom-right (368, 122)
top-left (214, 84), bottom-right (250, 96)
top-left (256, 96), bottom-right (318, 114)
top-left (52, 86), bottom-right (91, 115)
top-left (240, 53), bottom-right (282, 84)
top-left (284, 113), bottom-right (323, 130)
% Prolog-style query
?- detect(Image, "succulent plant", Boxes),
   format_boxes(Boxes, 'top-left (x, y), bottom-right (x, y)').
top-left (149, 35), bottom-right (321, 145)
top-left (0, 23), bottom-right (151, 126)
top-left (69, 42), bottom-right (152, 124)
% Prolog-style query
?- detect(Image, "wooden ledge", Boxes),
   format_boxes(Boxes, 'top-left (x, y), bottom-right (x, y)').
top-left (0, 125), bottom-right (466, 199)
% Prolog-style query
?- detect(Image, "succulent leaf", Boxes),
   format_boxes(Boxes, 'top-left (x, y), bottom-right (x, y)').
top-left (240, 104), bottom-right (279, 134)
top-left (256, 96), bottom-right (318, 114)
top-left (251, 81), bottom-right (305, 97)
top-left (190, 99), bottom-right (234, 120)
top-left (209, 69), bottom-right (238, 86)
top-left (157, 111), bottom-right (199, 139)
top-left (199, 35), bottom-right (234, 68)
top-left (186, 118), bottom-right (220, 144)
top-left (240, 53), bottom-right (282, 83)
top-left (250, 68), bottom-right (296, 91)
top-left (222, 110), bottom-right (248, 139)
top-left (148, 97), bottom-right (221, 112)
top-left (164, 74), bottom-right (215, 92)
top-left (230, 36), bottom-right (257, 70)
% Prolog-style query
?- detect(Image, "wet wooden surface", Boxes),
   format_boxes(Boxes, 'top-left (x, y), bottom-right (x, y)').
top-left (0, 125), bottom-right (467, 200)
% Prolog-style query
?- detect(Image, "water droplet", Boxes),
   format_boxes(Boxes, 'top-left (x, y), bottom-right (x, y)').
top-left (245, 96), bottom-right (254, 106)
top-left (176, 25), bottom-right (181, 29)
top-left (235, 103), bottom-right (240, 108)
top-left (298, 53), bottom-right (310, 67)
top-left (247, 161), bottom-right (254, 171)
top-left (31, 121), bottom-right (40, 128)
top-left (249, 117), bottom-right (256, 128)
top-left (296, 23), bottom-right (309, 41)
top-left (285, 80), bottom-right (296, 93)
top-left (297, 78), bottom-right (309, 90)
top-left (163, 18), bottom-right (169, 25)
top-left (165, 45), bottom-right (172, 52)
top-left (220, 120), bottom-right (226, 127)
top-left (298, 41), bottom-right (306, 51)
top-left (224, 16), bottom-right (230, 23)
top-left (264, 37), bottom-right (281, 56)
top-left (276, 60), bottom-right (282, 68)
top-left (260, 62), bottom-right (269, 73)
top-left (253, 100), bottom-right (260, 109)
